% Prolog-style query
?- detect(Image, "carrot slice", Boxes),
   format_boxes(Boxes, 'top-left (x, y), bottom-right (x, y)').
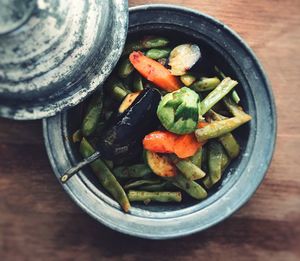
top-left (129, 51), bottom-right (181, 92)
top-left (197, 121), bottom-right (209, 128)
top-left (143, 130), bottom-right (177, 153)
top-left (173, 133), bottom-right (202, 158)
top-left (143, 130), bottom-right (202, 159)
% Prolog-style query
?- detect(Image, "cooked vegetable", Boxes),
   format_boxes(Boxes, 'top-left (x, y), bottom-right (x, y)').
top-left (143, 130), bottom-right (177, 153)
top-left (208, 110), bottom-right (240, 159)
top-left (118, 58), bottom-right (135, 78)
top-left (128, 191), bottom-right (182, 203)
top-left (145, 48), bottom-right (171, 60)
top-left (139, 181), bottom-right (175, 191)
top-left (82, 91), bottom-right (103, 136)
top-left (218, 132), bottom-right (240, 159)
top-left (113, 164), bottom-right (152, 179)
top-left (197, 121), bottom-right (209, 128)
top-left (109, 81), bottom-right (130, 101)
top-left (190, 147), bottom-right (202, 167)
top-left (80, 138), bottom-right (130, 212)
top-left (190, 77), bottom-right (221, 92)
top-left (143, 131), bottom-right (201, 158)
top-left (195, 115), bottom-right (251, 142)
top-left (221, 151), bottom-right (230, 172)
top-left (118, 92), bottom-right (140, 113)
top-left (231, 90), bottom-right (241, 104)
top-left (201, 145), bottom-right (208, 173)
top-left (66, 36), bottom-right (252, 211)
top-left (200, 77), bottom-right (238, 115)
top-left (214, 65), bottom-right (240, 104)
top-left (145, 150), bottom-right (177, 177)
top-left (170, 154), bottom-right (206, 180)
top-left (169, 173), bottom-right (207, 200)
top-left (157, 87), bottom-right (200, 134)
top-left (123, 36), bottom-right (169, 55)
top-left (169, 44), bottom-right (201, 76)
top-left (132, 72), bottom-right (144, 92)
top-left (223, 96), bottom-right (249, 118)
top-left (129, 51), bottom-right (181, 92)
top-left (124, 178), bottom-right (161, 190)
top-left (173, 133), bottom-right (202, 158)
top-left (203, 141), bottom-right (224, 189)
top-left (97, 88), bottom-right (161, 160)
top-left (180, 73), bottom-right (196, 86)
top-left (72, 129), bottom-right (82, 143)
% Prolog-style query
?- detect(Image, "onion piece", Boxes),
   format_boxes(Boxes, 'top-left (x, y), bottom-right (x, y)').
top-left (168, 44), bottom-right (201, 76)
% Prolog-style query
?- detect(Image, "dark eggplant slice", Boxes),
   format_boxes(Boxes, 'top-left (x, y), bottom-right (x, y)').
top-left (97, 88), bottom-right (161, 160)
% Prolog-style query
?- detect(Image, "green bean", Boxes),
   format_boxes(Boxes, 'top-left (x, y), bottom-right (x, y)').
top-left (201, 146), bottom-right (208, 173)
top-left (111, 86), bottom-right (128, 101)
top-left (113, 164), bottom-right (152, 179)
top-left (214, 65), bottom-right (226, 79)
top-left (190, 147), bottom-right (203, 167)
top-left (128, 191), bottom-right (182, 203)
top-left (72, 129), bottom-right (82, 143)
top-left (223, 96), bottom-right (249, 118)
top-left (191, 77), bottom-right (221, 92)
top-left (221, 151), bottom-right (230, 172)
top-left (231, 91), bottom-right (240, 104)
top-left (81, 91), bottom-right (103, 137)
top-left (107, 79), bottom-right (130, 101)
top-left (123, 36), bottom-right (169, 55)
top-left (90, 121), bottom-right (105, 139)
top-left (203, 145), bottom-right (230, 189)
top-left (180, 73), bottom-right (196, 87)
top-left (145, 48), bottom-right (171, 60)
top-left (132, 72), bottom-right (144, 92)
top-left (209, 110), bottom-right (240, 159)
top-left (170, 155), bottom-right (206, 180)
top-left (169, 173), bottom-right (207, 200)
top-left (195, 115), bottom-right (251, 142)
top-left (118, 58), bottom-right (134, 78)
top-left (214, 66), bottom-right (240, 105)
top-left (79, 138), bottom-right (130, 212)
top-left (124, 178), bottom-right (162, 190)
top-left (219, 133), bottom-right (240, 159)
top-left (104, 160), bottom-right (114, 169)
top-left (139, 181), bottom-right (175, 192)
top-left (200, 77), bottom-right (238, 115)
top-left (203, 141), bottom-right (223, 189)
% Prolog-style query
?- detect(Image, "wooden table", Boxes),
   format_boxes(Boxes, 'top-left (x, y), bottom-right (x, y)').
top-left (1, 0), bottom-right (299, 260)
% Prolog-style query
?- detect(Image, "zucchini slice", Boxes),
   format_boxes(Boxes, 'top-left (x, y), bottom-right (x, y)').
top-left (118, 92), bottom-right (140, 113)
top-left (145, 150), bottom-right (177, 177)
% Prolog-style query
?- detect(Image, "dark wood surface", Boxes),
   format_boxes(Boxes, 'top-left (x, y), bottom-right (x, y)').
top-left (1, 0), bottom-right (300, 260)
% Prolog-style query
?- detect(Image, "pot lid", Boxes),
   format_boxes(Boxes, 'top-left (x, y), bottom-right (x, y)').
top-left (0, 0), bottom-right (128, 120)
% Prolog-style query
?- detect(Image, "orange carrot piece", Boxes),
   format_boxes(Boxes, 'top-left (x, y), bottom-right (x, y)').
top-left (173, 134), bottom-right (202, 158)
top-left (197, 121), bottom-right (209, 128)
top-left (143, 131), bottom-right (177, 153)
top-left (129, 51), bottom-right (181, 92)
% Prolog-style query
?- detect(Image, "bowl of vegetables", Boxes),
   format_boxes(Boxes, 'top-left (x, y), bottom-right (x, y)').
top-left (43, 5), bottom-right (276, 239)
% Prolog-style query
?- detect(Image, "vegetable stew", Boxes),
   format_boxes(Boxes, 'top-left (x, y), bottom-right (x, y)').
top-left (71, 35), bottom-right (252, 212)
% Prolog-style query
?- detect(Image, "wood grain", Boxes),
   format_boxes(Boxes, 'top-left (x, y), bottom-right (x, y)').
top-left (1, 0), bottom-right (300, 260)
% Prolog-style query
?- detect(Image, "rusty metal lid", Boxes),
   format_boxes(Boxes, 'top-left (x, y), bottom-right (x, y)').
top-left (0, 0), bottom-right (128, 120)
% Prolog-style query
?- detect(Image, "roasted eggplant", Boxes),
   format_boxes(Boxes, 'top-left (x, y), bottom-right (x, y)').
top-left (97, 88), bottom-right (161, 160)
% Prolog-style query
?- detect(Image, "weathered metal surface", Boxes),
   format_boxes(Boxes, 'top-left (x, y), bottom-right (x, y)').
top-left (0, 0), bottom-right (128, 120)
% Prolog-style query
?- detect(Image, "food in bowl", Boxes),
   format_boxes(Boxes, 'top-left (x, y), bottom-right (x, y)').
top-left (69, 35), bottom-right (252, 212)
